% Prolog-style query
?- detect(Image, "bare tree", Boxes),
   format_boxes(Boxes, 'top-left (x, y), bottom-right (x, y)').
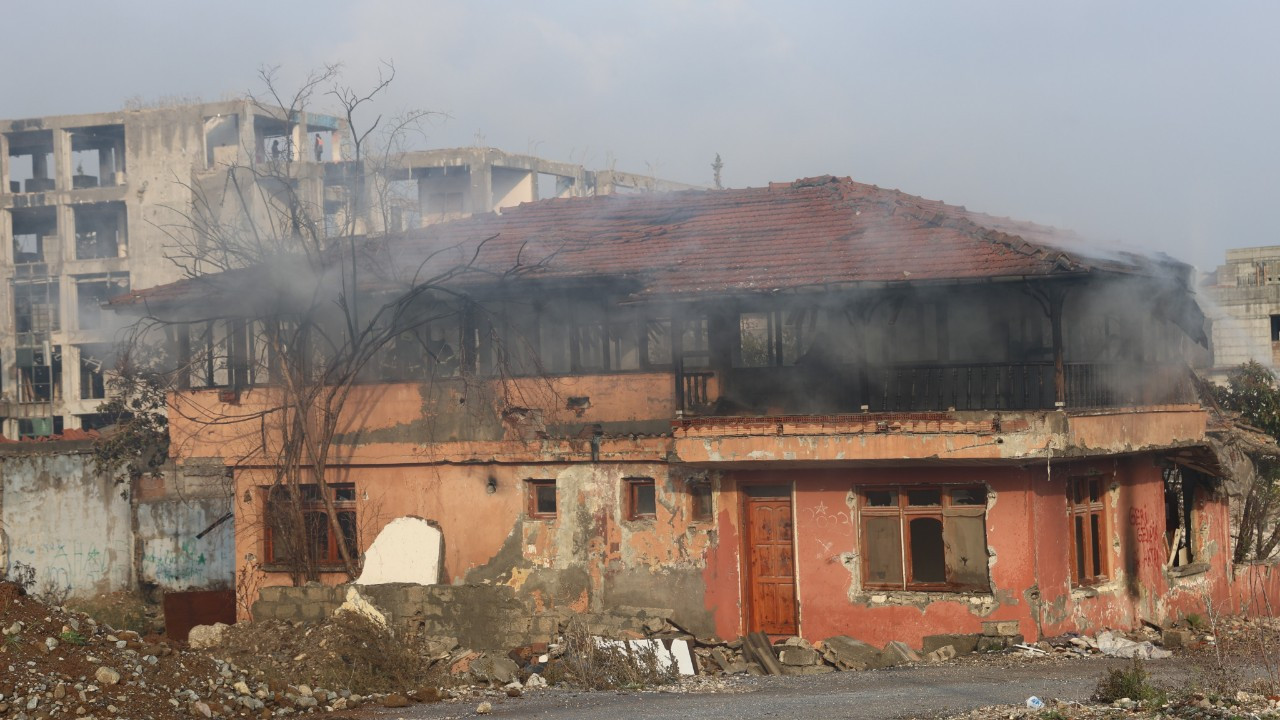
top-left (111, 63), bottom-right (543, 584)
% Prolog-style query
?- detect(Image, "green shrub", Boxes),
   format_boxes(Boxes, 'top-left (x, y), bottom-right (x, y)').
top-left (1094, 657), bottom-right (1167, 706)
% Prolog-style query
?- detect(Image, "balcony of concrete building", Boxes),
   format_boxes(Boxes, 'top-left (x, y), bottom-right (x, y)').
top-left (5, 129), bottom-right (55, 194)
top-left (68, 125), bottom-right (126, 189)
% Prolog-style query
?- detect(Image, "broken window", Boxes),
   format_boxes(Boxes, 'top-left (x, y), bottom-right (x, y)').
top-left (75, 274), bottom-right (129, 330)
top-left (643, 314), bottom-right (673, 368)
top-left (16, 345), bottom-right (62, 403)
top-left (14, 281), bottom-right (60, 334)
top-left (204, 114), bottom-right (240, 168)
top-left (859, 485), bottom-right (989, 591)
top-left (78, 343), bottom-right (112, 400)
top-left (11, 206), bottom-right (57, 264)
top-left (627, 478), bottom-right (657, 521)
top-left (264, 483), bottom-right (358, 567)
top-left (378, 312), bottom-right (462, 381)
top-left (1068, 476), bottom-right (1109, 585)
top-left (74, 202), bottom-right (127, 259)
top-left (527, 479), bottom-right (557, 519)
top-left (734, 308), bottom-right (816, 367)
top-left (17, 416), bottom-right (62, 439)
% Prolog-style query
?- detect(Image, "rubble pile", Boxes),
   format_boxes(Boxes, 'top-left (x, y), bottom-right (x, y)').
top-left (0, 580), bottom-right (280, 719)
top-left (0, 580), bottom-right (530, 719)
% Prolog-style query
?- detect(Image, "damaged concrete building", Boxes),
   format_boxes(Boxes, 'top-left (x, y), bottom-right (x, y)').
top-left (0, 102), bottom-right (686, 439)
top-left (113, 175), bottom-right (1274, 648)
top-left (1202, 245), bottom-right (1280, 382)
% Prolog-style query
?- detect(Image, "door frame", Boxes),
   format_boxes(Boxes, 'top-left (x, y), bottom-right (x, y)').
top-left (740, 481), bottom-right (799, 636)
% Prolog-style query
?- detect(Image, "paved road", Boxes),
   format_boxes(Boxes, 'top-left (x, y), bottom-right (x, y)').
top-left (352, 657), bottom-right (1199, 720)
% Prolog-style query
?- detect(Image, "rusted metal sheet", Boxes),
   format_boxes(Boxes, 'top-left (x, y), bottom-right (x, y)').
top-left (164, 590), bottom-right (235, 641)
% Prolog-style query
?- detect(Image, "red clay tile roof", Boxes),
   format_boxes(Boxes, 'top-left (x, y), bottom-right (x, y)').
top-left (111, 175), bottom-right (1188, 309)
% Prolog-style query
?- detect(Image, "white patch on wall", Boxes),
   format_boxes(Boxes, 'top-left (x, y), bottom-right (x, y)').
top-left (355, 517), bottom-right (442, 585)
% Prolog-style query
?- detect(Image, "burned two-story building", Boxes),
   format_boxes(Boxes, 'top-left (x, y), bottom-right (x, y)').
top-left (112, 175), bottom-right (1248, 647)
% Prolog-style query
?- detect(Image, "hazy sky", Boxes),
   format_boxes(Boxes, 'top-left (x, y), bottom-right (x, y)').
top-left (4, 1), bottom-right (1276, 270)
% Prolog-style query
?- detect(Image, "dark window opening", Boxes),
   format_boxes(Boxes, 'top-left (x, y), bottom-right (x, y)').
top-left (1164, 467), bottom-right (1200, 568)
top-left (628, 478), bottom-right (657, 520)
top-left (1271, 315), bottom-right (1280, 343)
top-left (1068, 476), bottom-right (1109, 585)
top-left (78, 413), bottom-right (116, 432)
top-left (859, 485), bottom-right (989, 591)
top-left (264, 483), bottom-right (357, 567)
top-left (527, 479), bottom-right (557, 519)
top-left (11, 206), bottom-right (57, 264)
top-left (690, 482), bottom-right (713, 522)
top-left (735, 308), bottom-right (816, 368)
top-left (74, 202), bottom-right (127, 259)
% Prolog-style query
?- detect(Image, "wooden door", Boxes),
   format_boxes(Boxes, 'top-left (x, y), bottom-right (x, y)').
top-left (744, 484), bottom-right (797, 635)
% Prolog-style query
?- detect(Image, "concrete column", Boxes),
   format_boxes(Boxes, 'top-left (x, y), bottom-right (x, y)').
top-left (64, 344), bottom-right (82, 409)
top-left (0, 132), bottom-right (10, 194)
top-left (469, 162), bottom-right (493, 215)
top-left (239, 102), bottom-right (256, 166)
top-left (52, 129), bottom-right (72, 192)
top-left (56, 204), bottom-right (74, 265)
top-left (0, 204), bottom-right (12, 265)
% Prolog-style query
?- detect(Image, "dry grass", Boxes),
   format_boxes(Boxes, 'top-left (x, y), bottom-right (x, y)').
top-left (554, 617), bottom-right (679, 690)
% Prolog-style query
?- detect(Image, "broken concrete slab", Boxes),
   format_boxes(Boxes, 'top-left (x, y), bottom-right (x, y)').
top-left (820, 635), bottom-right (885, 670)
top-left (355, 517), bottom-right (443, 585)
top-left (778, 646), bottom-right (821, 666)
top-left (187, 623), bottom-right (230, 649)
top-left (882, 641), bottom-right (921, 665)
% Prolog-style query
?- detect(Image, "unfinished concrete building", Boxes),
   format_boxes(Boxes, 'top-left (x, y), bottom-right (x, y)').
top-left (1201, 245), bottom-right (1280, 382)
top-left (112, 175), bottom-right (1272, 649)
top-left (0, 103), bottom-right (687, 439)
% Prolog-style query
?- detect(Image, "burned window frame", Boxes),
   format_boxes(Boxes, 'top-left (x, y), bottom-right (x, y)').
top-left (1067, 476), bottom-right (1110, 586)
top-left (732, 306), bottom-right (817, 368)
top-left (15, 345), bottom-right (62, 404)
top-left (14, 280), bottom-right (61, 334)
top-left (263, 483), bottom-right (358, 568)
top-left (476, 295), bottom-right (674, 377)
top-left (859, 485), bottom-right (989, 592)
top-left (526, 479), bottom-right (557, 520)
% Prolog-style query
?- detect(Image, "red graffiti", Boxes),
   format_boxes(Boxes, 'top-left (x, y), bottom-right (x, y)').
top-left (1128, 507), bottom-right (1165, 572)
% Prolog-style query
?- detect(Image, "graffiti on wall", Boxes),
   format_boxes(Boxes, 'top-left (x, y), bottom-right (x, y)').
top-left (10, 540), bottom-right (112, 593)
top-left (1129, 507), bottom-right (1166, 572)
top-left (804, 498), bottom-right (855, 561)
top-left (142, 539), bottom-right (209, 583)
